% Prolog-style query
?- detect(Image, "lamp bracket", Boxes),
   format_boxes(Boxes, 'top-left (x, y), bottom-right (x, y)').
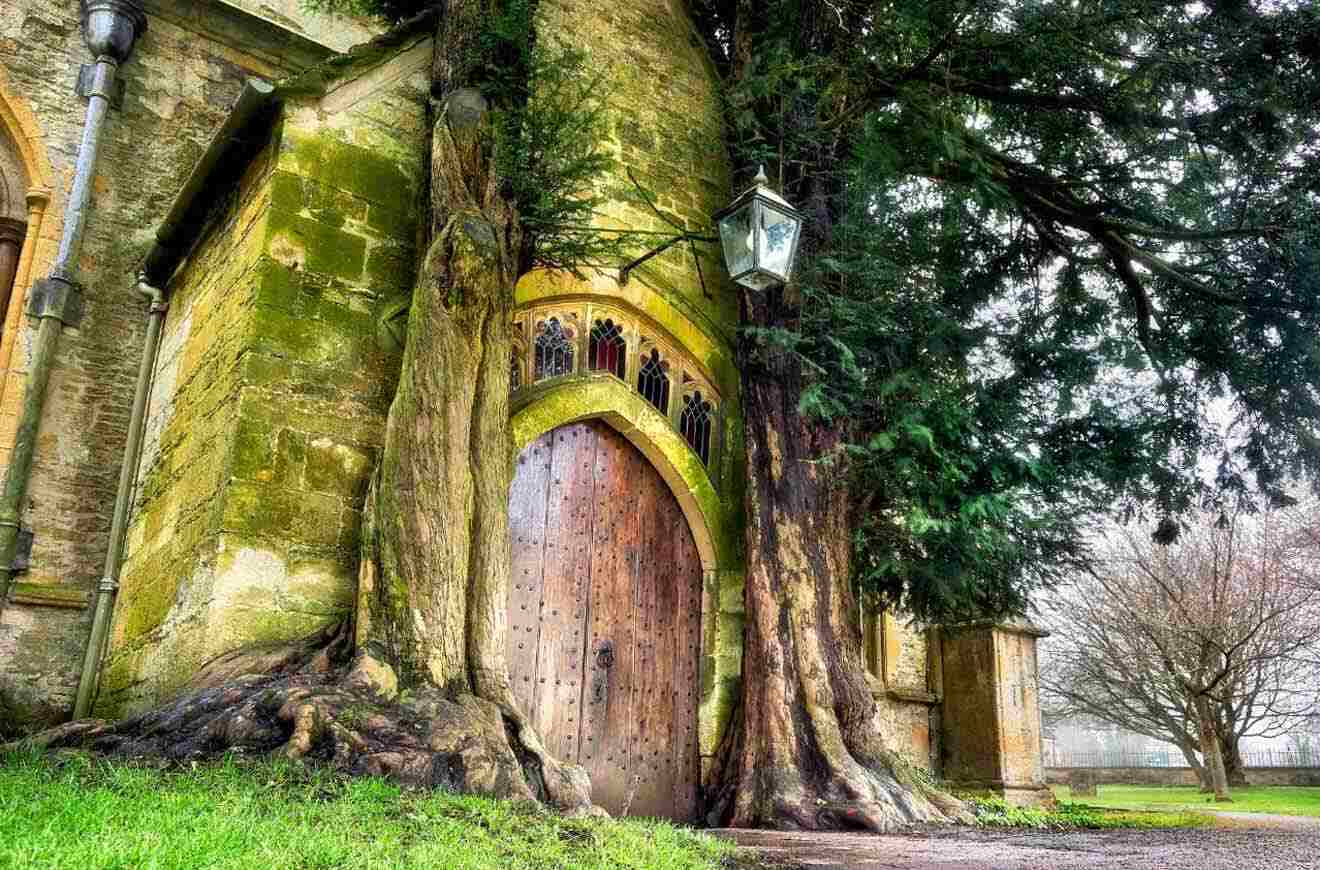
top-left (618, 231), bottom-right (717, 286)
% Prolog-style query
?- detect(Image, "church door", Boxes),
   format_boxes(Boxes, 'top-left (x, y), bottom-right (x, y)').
top-left (507, 419), bottom-right (703, 820)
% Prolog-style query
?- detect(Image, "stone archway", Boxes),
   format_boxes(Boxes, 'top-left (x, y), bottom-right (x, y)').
top-left (507, 418), bottom-right (703, 820)
top-left (0, 74), bottom-right (54, 438)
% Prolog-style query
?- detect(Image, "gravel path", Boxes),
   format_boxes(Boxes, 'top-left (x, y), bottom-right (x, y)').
top-left (715, 822), bottom-right (1320, 870)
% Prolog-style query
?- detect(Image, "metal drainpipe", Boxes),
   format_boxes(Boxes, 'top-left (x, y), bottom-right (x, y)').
top-left (0, 1), bottom-right (147, 615)
top-left (73, 279), bottom-right (165, 718)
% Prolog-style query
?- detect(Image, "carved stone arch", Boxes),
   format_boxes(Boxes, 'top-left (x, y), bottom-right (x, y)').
top-left (0, 73), bottom-right (56, 450)
top-left (0, 71), bottom-right (52, 197)
top-left (512, 377), bottom-right (728, 572)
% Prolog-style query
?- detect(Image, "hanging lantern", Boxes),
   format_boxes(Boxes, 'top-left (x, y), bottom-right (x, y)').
top-left (712, 165), bottom-right (804, 291)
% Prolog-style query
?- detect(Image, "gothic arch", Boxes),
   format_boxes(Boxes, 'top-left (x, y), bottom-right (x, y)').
top-left (0, 70), bottom-right (53, 200)
top-left (0, 71), bottom-right (56, 447)
top-left (511, 376), bottom-right (729, 573)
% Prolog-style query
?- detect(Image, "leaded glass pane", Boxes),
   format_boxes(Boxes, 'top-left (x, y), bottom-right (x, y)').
top-left (637, 348), bottom-right (670, 414)
top-left (534, 317), bottom-right (574, 380)
top-left (679, 391), bottom-right (714, 466)
top-left (588, 318), bottom-right (626, 378)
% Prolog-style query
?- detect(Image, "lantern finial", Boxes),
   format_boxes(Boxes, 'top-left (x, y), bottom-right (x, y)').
top-left (754, 165), bottom-right (769, 185)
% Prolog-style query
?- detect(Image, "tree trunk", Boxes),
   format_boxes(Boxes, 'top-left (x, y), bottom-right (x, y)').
top-left (1219, 732), bottom-right (1248, 788)
top-left (1173, 735), bottom-right (1211, 791)
top-left (1193, 695), bottom-right (1232, 802)
top-left (705, 282), bottom-right (967, 830)
top-left (349, 1), bottom-right (592, 811)
top-left (11, 5), bottom-right (593, 816)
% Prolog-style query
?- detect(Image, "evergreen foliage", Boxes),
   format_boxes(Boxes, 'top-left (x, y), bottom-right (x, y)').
top-left (314, 0), bottom-right (1320, 624)
top-left (692, 0), bottom-right (1320, 621)
top-left (306, 0), bottom-right (617, 273)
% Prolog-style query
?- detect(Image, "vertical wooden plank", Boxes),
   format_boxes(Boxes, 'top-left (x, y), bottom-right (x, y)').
top-left (670, 529), bottom-right (703, 821)
top-left (529, 423), bottom-right (596, 761)
top-left (637, 478), bottom-right (680, 818)
top-left (621, 442), bottom-right (656, 816)
top-left (579, 423), bottom-right (640, 814)
top-left (507, 430), bottom-right (553, 723)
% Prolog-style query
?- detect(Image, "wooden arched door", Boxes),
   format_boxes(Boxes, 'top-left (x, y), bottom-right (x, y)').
top-left (507, 419), bottom-right (703, 820)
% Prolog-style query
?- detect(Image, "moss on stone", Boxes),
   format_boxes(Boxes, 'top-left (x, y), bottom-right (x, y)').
top-left (267, 208), bottom-right (368, 281)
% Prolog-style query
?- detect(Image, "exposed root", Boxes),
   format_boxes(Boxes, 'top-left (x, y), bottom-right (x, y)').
top-left (5, 651), bottom-right (596, 814)
top-left (706, 698), bottom-right (971, 832)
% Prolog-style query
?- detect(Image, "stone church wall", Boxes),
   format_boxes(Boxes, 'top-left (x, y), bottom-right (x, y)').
top-left (0, 0), bottom-right (372, 732)
top-left (101, 44), bottom-right (431, 716)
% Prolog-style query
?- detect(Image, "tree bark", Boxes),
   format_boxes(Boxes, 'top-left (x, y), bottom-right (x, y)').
top-left (1173, 735), bottom-right (1212, 790)
top-left (705, 282), bottom-right (967, 830)
top-left (1219, 731), bottom-right (1248, 788)
top-left (1193, 694), bottom-right (1232, 802)
top-left (349, 1), bottom-right (592, 812)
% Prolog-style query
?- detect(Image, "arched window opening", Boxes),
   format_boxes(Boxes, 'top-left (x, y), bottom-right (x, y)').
top-left (0, 218), bottom-right (22, 322)
top-left (0, 134), bottom-right (26, 325)
top-left (588, 318), bottom-right (626, 378)
top-left (637, 348), bottom-right (670, 414)
top-left (510, 347), bottom-right (523, 392)
top-left (680, 391), bottom-right (714, 466)
top-left (534, 317), bottom-right (574, 381)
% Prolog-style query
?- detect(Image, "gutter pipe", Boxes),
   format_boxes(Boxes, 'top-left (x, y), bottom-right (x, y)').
top-left (0, 1), bottom-right (148, 616)
top-left (72, 280), bottom-right (165, 718)
top-left (71, 77), bottom-right (277, 716)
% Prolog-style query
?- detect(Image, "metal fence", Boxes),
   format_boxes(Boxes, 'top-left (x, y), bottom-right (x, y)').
top-left (1044, 749), bottom-right (1320, 769)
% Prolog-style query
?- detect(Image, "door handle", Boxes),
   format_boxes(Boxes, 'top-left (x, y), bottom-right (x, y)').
top-left (592, 640), bottom-right (614, 703)
top-left (596, 639), bottom-right (615, 670)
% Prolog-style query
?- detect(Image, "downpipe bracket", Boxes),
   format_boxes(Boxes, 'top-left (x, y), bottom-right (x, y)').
top-left (27, 275), bottom-right (85, 327)
top-left (76, 64), bottom-right (126, 111)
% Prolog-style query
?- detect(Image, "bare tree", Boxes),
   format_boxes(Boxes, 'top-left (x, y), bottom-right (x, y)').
top-left (1041, 502), bottom-right (1320, 800)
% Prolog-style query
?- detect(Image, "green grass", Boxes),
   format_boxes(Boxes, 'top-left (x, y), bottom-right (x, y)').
top-left (1050, 785), bottom-right (1320, 818)
top-left (0, 752), bottom-right (735, 870)
top-left (963, 795), bottom-right (1212, 830)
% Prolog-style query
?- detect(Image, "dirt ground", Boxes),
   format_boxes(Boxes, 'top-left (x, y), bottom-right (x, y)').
top-left (715, 816), bottom-right (1320, 870)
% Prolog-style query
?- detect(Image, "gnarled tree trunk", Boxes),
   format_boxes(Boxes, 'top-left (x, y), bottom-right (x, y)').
top-left (13, 3), bottom-right (593, 815)
top-left (705, 282), bottom-right (967, 831)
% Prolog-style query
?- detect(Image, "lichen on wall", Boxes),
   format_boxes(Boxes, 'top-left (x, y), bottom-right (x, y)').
top-left (101, 43), bottom-right (430, 716)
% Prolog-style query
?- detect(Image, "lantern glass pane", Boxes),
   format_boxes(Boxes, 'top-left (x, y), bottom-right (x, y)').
top-left (718, 204), bottom-right (756, 279)
top-left (757, 202), bottom-right (800, 281)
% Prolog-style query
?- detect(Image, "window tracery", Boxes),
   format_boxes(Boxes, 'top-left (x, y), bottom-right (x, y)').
top-left (534, 316), bottom-right (575, 381)
top-left (588, 318), bottom-right (626, 379)
top-left (515, 303), bottom-right (722, 476)
top-left (679, 391), bottom-right (715, 467)
top-left (637, 348), bottom-right (670, 414)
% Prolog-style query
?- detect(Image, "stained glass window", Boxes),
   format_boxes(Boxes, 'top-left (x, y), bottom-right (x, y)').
top-left (510, 349), bottom-right (522, 392)
top-left (588, 318), bottom-right (626, 378)
top-left (680, 391), bottom-right (714, 466)
top-left (637, 348), bottom-right (670, 414)
top-left (534, 317), bottom-right (574, 381)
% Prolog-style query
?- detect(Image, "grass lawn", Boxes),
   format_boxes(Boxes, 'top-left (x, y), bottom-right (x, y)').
top-left (0, 752), bottom-right (735, 870)
top-left (963, 795), bottom-right (1211, 830)
top-left (1051, 784), bottom-right (1320, 818)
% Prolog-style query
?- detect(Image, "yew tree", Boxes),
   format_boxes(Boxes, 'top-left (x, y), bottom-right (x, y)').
top-left (688, 0), bottom-right (1320, 829)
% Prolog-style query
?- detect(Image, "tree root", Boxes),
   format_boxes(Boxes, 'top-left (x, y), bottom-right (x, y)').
top-left (5, 650), bottom-right (597, 816)
top-left (706, 700), bottom-right (972, 832)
